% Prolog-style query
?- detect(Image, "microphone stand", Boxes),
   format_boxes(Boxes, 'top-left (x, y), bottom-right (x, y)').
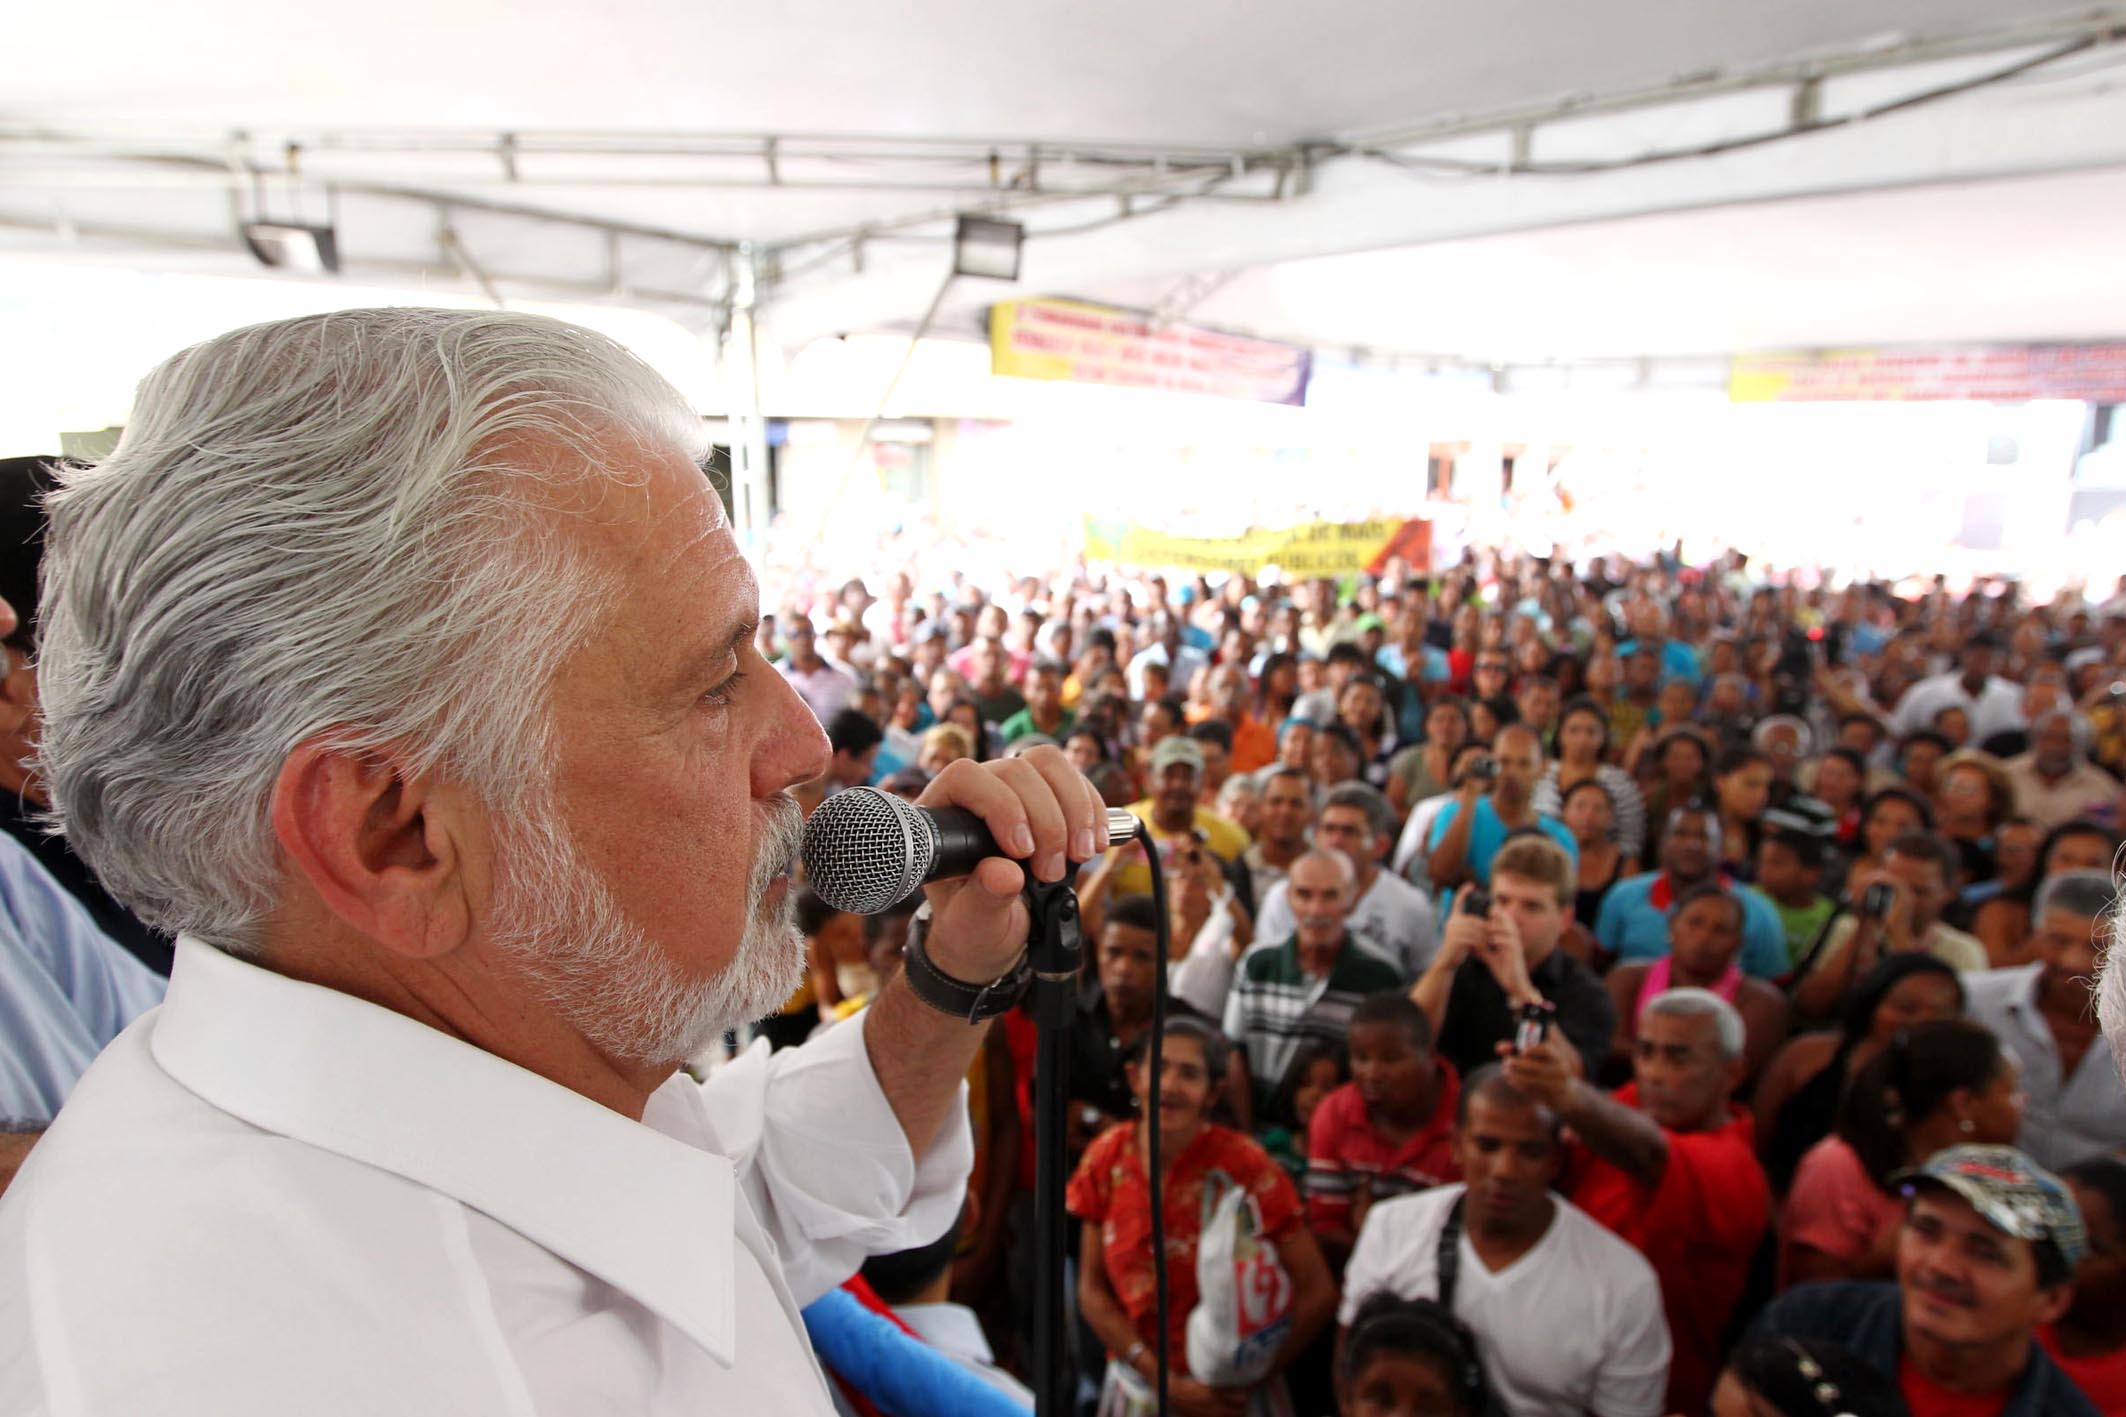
top-left (1024, 874), bottom-right (1084, 1417)
top-left (1027, 845), bottom-right (1170, 1417)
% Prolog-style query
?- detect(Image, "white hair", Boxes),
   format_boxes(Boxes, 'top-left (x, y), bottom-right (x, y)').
top-left (2033, 869), bottom-right (2116, 925)
top-left (2099, 867), bottom-right (2126, 1088)
top-left (37, 307), bottom-right (704, 953)
top-left (1641, 986), bottom-right (1746, 1061)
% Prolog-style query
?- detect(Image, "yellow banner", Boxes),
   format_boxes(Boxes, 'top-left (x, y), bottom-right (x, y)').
top-left (1081, 517), bottom-right (1430, 577)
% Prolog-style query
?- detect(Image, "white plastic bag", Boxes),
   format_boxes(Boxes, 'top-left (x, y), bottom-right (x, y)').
top-left (1096, 1359), bottom-right (1158, 1417)
top-left (1185, 1174), bottom-right (1294, 1391)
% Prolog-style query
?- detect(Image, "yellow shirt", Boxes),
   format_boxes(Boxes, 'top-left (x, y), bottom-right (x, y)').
top-left (1109, 801), bottom-right (1250, 898)
top-left (1809, 915), bottom-right (1988, 977)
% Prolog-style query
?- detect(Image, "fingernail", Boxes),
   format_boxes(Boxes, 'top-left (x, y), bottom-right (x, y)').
top-left (1073, 829), bottom-right (1095, 860)
top-left (1011, 824), bottom-right (1036, 856)
top-left (1046, 852), bottom-right (1067, 881)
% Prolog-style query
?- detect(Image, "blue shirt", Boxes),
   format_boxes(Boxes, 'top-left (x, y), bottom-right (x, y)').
top-left (1592, 871), bottom-right (1791, 979)
top-left (0, 832), bottom-right (165, 1124)
top-left (1618, 637), bottom-right (1703, 686)
top-left (1425, 799), bottom-right (1578, 888)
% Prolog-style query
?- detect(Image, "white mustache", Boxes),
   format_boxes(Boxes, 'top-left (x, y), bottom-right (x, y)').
top-left (751, 794), bottom-right (803, 902)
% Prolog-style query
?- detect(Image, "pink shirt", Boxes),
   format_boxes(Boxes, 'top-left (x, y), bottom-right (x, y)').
top-left (1778, 1135), bottom-right (1904, 1289)
top-left (1634, 954), bottom-right (1742, 1019)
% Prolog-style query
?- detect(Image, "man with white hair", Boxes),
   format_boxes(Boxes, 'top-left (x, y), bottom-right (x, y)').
top-left (0, 309), bottom-right (1108, 1414)
top-left (1504, 988), bottom-right (1771, 1415)
top-left (1964, 870), bottom-right (2126, 1169)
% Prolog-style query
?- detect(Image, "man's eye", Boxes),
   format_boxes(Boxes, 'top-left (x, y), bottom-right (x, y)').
top-left (704, 670), bottom-right (749, 706)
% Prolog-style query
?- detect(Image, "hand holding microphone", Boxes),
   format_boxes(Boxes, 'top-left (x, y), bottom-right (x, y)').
top-left (803, 750), bottom-right (1120, 988)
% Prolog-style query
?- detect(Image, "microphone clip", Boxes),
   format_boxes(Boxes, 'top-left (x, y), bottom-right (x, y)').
top-left (1021, 876), bottom-right (1085, 1029)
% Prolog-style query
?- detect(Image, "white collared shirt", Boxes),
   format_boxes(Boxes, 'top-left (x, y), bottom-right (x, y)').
top-left (0, 938), bottom-right (972, 1415)
top-left (1962, 962), bottom-right (2126, 1171)
top-left (1890, 671), bottom-right (2027, 741)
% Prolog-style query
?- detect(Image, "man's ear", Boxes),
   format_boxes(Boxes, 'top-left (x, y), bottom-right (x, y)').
top-left (0, 645), bottom-right (36, 734)
top-left (2034, 1277), bottom-right (2075, 1328)
top-left (269, 736), bottom-right (470, 960)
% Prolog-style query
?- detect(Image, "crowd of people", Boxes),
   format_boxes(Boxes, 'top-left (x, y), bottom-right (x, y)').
top-left (21, 312), bottom-right (2126, 1417)
top-left (11, 397), bottom-right (2126, 1414)
top-left (761, 549), bottom-right (2126, 1416)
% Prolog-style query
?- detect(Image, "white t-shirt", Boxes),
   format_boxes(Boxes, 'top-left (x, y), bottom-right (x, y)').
top-left (1392, 792), bottom-right (1457, 881)
top-left (1254, 870), bottom-right (1440, 982)
top-left (1339, 1184), bottom-right (1671, 1417)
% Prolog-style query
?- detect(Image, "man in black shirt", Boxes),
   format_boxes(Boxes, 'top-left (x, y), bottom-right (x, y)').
top-left (1410, 833), bottom-right (1614, 1079)
top-left (1066, 893), bottom-right (1218, 1134)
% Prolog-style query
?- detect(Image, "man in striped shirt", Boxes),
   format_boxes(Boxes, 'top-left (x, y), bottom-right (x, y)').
top-left (1224, 849), bottom-right (1402, 1122)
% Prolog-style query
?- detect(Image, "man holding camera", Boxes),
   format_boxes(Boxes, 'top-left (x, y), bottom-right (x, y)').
top-left (1425, 725), bottom-right (1578, 892)
top-left (1791, 831), bottom-right (1987, 1020)
top-left (1410, 835), bottom-right (1615, 1080)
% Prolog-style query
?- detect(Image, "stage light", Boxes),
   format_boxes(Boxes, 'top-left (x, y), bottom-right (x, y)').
top-left (242, 221), bottom-right (341, 275)
top-left (952, 215), bottom-right (1023, 282)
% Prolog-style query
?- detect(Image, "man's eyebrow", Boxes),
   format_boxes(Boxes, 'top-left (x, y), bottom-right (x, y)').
top-left (678, 614), bottom-right (758, 689)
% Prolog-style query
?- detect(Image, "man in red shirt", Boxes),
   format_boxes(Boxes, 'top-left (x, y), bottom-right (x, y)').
top-left (2042, 1157), bottom-right (2126, 1414)
top-left (1304, 992), bottom-right (1460, 1271)
top-left (1505, 985), bottom-right (1770, 1415)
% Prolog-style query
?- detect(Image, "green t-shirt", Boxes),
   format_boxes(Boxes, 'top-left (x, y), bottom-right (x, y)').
top-left (1772, 894), bottom-right (1837, 967)
top-left (998, 706), bottom-right (1074, 745)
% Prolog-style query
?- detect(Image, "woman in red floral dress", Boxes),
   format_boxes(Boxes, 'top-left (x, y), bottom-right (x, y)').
top-left (1069, 1017), bottom-right (1336, 1417)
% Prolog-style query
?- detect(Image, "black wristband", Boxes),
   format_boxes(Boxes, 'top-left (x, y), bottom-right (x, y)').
top-left (899, 904), bottom-right (1032, 1023)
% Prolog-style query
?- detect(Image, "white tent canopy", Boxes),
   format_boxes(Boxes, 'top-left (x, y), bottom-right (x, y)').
top-left (8, 0), bottom-right (2126, 359)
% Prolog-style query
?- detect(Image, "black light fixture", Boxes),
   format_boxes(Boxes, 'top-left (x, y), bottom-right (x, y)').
top-left (951, 215), bottom-right (1024, 281)
top-left (242, 220), bottom-right (341, 275)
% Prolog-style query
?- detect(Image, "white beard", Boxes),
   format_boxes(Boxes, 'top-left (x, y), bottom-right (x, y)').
top-left (488, 792), bottom-right (807, 1067)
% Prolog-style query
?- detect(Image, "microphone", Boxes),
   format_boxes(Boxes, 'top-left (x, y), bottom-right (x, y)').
top-left (801, 786), bottom-right (1143, 913)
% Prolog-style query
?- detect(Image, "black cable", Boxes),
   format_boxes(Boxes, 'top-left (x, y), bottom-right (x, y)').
top-left (1141, 839), bottom-right (1171, 1415)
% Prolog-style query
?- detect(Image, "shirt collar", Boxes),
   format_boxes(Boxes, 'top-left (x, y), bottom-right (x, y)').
top-left (892, 1302), bottom-right (998, 1367)
top-left (150, 937), bottom-right (739, 1365)
top-left (1649, 869), bottom-right (1734, 910)
top-left (2004, 960), bottom-right (2046, 1011)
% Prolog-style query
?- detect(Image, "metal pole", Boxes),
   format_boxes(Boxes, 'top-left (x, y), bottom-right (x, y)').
top-left (726, 243), bottom-right (772, 549)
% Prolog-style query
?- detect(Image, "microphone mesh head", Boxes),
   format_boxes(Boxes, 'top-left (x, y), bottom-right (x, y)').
top-left (801, 787), bottom-right (935, 914)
